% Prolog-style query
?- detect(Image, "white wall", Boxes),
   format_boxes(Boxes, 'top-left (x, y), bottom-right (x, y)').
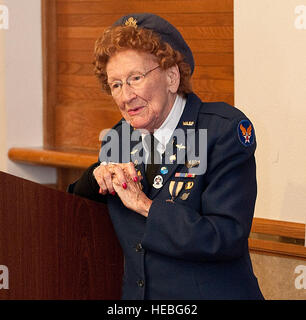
top-left (0, 13), bottom-right (6, 171)
top-left (235, 0), bottom-right (306, 223)
top-left (0, 21), bottom-right (6, 171)
top-left (0, 0), bottom-right (56, 183)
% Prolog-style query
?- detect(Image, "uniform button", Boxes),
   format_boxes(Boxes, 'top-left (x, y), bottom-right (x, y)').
top-left (135, 243), bottom-right (143, 252)
top-left (137, 280), bottom-right (145, 287)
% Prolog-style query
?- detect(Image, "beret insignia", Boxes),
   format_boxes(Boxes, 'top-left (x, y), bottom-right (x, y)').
top-left (124, 17), bottom-right (138, 28)
top-left (113, 13), bottom-right (195, 74)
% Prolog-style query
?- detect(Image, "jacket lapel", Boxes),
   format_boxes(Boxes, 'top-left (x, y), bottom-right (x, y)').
top-left (128, 127), bottom-right (151, 195)
top-left (149, 93), bottom-right (203, 200)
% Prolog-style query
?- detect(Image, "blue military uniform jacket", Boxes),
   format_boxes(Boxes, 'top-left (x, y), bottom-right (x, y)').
top-left (70, 93), bottom-right (264, 300)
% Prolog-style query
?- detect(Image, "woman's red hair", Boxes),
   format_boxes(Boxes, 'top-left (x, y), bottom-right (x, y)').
top-left (94, 25), bottom-right (192, 96)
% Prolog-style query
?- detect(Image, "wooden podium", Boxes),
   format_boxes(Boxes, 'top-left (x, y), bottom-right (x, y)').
top-left (0, 171), bottom-right (123, 299)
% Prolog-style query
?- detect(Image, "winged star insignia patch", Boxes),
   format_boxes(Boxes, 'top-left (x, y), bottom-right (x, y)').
top-left (237, 119), bottom-right (255, 147)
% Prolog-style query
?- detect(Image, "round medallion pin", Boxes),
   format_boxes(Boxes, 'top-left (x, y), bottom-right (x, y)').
top-left (153, 175), bottom-right (163, 189)
top-left (160, 166), bottom-right (168, 175)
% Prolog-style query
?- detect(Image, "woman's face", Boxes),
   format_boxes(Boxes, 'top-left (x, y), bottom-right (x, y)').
top-left (106, 49), bottom-right (179, 132)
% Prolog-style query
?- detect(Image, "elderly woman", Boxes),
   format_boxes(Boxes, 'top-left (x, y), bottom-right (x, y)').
top-left (70, 13), bottom-right (264, 300)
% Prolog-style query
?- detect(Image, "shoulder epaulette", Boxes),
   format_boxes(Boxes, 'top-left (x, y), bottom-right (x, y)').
top-left (199, 102), bottom-right (246, 121)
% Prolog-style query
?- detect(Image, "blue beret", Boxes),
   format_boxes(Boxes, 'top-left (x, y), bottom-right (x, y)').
top-left (113, 13), bottom-right (195, 75)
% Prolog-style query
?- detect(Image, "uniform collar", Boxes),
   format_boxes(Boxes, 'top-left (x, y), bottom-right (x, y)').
top-left (143, 92), bottom-right (203, 199)
top-left (141, 94), bottom-right (186, 159)
top-left (153, 94), bottom-right (186, 152)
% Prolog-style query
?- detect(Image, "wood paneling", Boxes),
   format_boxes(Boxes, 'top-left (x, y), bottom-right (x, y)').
top-left (56, 0), bottom-right (233, 14)
top-left (42, 0), bottom-right (57, 148)
top-left (55, 104), bottom-right (121, 150)
top-left (51, 0), bottom-right (234, 151)
top-left (8, 147), bottom-right (98, 169)
top-left (249, 238), bottom-right (306, 260)
top-left (252, 218), bottom-right (305, 240)
top-left (57, 26), bottom-right (233, 40)
top-left (57, 13), bottom-right (233, 27)
top-left (250, 218), bottom-right (306, 260)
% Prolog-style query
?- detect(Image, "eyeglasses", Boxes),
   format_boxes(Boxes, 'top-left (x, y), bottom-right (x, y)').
top-left (108, 65), bottom-right (160, 97)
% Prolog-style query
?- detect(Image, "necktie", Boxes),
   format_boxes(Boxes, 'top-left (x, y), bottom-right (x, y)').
top-left (145, 134), bottom-right (161, 186)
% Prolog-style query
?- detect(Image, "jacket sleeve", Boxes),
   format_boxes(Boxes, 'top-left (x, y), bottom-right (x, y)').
top-left (141, 117), bottom-right (257, 262)
top-left (68, 162), bottom-right (107, 203)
